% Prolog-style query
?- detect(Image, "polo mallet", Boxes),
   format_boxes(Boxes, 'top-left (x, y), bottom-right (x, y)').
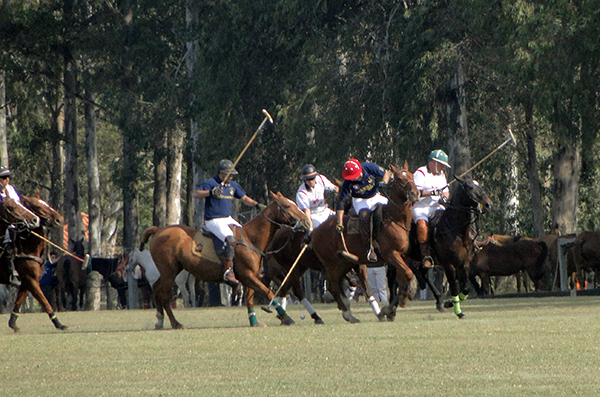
top-left (450, 127), bottom-right (517, 185)
top-left (339, 230), bottom-right (359, 262)
top-left (221, 109), bottom-right (273, 183)
top-left (30, 230), bottom-right (91, 270)
top-left (261, 243), bottom-right (308, 313)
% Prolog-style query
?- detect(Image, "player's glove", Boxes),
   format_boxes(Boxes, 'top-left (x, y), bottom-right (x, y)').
top-left (336, 224), bottom-right (344, 234)
top-left (378, 182), bottom-right (388, 189)
top-left (211, 186), bottom-right (223, 199)
top-left (255, 203), bottom-right (267, 211)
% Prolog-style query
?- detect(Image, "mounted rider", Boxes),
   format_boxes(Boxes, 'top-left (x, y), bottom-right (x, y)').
top-left (194, 159), bottom-right (264, 288)
top-left (0, 165), bottom-right (21, 286)
top-left (412, 150), bottom-right (451, 268)
top-left (296, 164), bottom-right (338, 233)
top-left (336, 159), bottom-right (390, 263)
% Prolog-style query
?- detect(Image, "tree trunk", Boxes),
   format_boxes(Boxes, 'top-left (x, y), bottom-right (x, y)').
top-left (50, 100), bottom-right (64, 247)
top-left (64, 40), bottom-right (83, 246)
top-left (0, 70), bottom-right (7, 166)
top-left (167, 130), bottom-right (183, 225)
top-left (85, 90), bottom-right (102, 256)
top-left (524, 104), bottom-right (544, 237)
top-left (447, 62), bottom-right (470, 180)
top-left (153, 130), bottom-right (167, 227)
top-left (185, 1), bottom-right (205, 229)
top-left (552, 135), bottom-right (580, 235)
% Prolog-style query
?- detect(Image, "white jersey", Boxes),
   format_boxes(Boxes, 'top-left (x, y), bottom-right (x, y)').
top-left (296, 175), bottom-right (337, 229)
top-left (412, 165), bottom-right (448, 221)
top-left (0, 185), bottom-right (20, 202)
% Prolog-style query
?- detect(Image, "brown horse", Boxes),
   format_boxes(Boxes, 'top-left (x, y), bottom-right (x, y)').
top-left (311, 162), bottom-right (419, 323)
top-left (469, 237), bottom-right (549, 296)
top-left (141, 192), bottom-right (309, 329)
top-left (408, 174), bottom-right (493, 318)
top-left (6, 195), bottom-right (68, 331)
top-left (572, 231), bottom-right (600, 288)
top-left (261, 227), bottom-right (327, 324)
top-left (55, 238), bottom-right (87, 311)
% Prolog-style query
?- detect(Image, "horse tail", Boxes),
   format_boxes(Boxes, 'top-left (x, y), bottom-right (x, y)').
top-left (534, 241), bottom-right (549, 281)
top-left (140, 226), bottom-right (159, 251)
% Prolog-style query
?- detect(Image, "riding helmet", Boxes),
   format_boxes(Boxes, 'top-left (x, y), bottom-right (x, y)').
top-left (429, 150), bottom-right (451, 168)
top-left (217, 159), bottom-right (238, 175)
top-left (0, 166), bottom-right (12, 177)
top-left (342, 159), bottom-right (362, 180)
top-left (300, 164), bottom-right (319, 180)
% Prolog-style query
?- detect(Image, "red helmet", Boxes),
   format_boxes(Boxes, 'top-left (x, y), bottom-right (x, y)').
top-left (342, 159), bottom-right (362, 180)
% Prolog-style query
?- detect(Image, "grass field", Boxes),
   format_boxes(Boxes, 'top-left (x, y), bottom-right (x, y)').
top-left (1, 295), bottom-right (599, 396)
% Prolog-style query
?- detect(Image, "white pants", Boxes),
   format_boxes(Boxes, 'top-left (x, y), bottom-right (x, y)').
top-left (352, 193), bottom-right (388, 214)
top-left (204, 216), bottom-right (242, 241)
top-left (367, 266), bottom-right (388, 304)
top-left (311, 208), bottom-right (335, 229)
top-left (412, 199), bottom-right (444, 222)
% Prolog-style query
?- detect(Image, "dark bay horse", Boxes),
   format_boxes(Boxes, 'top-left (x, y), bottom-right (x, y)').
top-left (408, 174), bottom-right (492, 318)
top-left (262, 227), bottom-right (327, 324)
top-left (311, 162), bottom-right (419, 323)
top-left (142, 192), bottom-right (309, 329)
top-left (572, 231), bottom-right (600, 287)
top-left (55, 238), bottom-right (88, 311)
top-left (90, 255), bottom-right (128, 309)
top-left (469, 237), bottom-right (549, 296)
top-left (6, 195), bottom-right (67, 331)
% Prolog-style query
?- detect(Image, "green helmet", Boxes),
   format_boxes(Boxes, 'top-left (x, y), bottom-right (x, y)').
top-left (429, 150), bottom-right (451, 168)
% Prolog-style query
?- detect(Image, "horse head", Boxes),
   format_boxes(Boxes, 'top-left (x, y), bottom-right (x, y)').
top-left (0, 198), bottom-right (40, 229)
top-left (452, 174), bottom-right (493, 214)
top-left (390, 161), bottom-right (419, 204)
top-left (266, 191), bottom-right (310, 232)
top-left (22, 195), bottom-right (65, 228)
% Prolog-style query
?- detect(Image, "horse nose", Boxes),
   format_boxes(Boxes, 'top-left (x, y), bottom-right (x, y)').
top-left (30, 216), bottom-right (40, 228)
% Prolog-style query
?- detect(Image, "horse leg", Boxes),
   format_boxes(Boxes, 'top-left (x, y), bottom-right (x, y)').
top-left (443, 265), bottom-right (466, 319)
top-left (153, 277), bottom-right (182, 330)
top-left (8, 288), bottom-right (28, 332)
top-left (240, 272), bottom-right (294, 326)
top-left (23, 276), bottom-right (67, 330)
top-left (356, 264), bottom-right (384, 320)
top-left (328, 271), bottom-right (359, 323)
top-left (291, 273), bottom-right (324, 325)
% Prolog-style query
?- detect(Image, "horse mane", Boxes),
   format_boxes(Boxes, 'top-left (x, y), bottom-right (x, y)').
top-left (140, 226), bottom-right (159, 251)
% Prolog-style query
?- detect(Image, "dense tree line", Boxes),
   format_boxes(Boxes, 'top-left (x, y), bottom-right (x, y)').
top-left (0, 0), bottom-right (598, 253)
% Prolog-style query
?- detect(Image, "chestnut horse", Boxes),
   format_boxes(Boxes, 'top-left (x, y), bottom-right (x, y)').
top-left (469, 237), bottom-right (549, 296)
top-left (6, 195), bottom-right (68, 331)
top-left (311, 162), bottom-right (419, 323)
top-left (407, 174), bottom-right (493, 318)
top-left (141, 192), bottom-right (309, 329)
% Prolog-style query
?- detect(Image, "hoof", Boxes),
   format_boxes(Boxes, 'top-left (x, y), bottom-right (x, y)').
top-left (171, 323), bottom-right (184, 330)
top-left (155, 324), bottom-right (164, 330)
top-left (443, 300), bottom-right (454, 309)
top-left (342, 311), bottom-right (360, 323)
top-left (378, 315), bottom-right (387, 322)
top-left (10, 325), bottom-right (20, 333)
top-left (252, 321), bottom-right (268, 327)
top-left (314, 317), bottom-right (325, 325)
top-left (436, 301), bottom-right (446, 313)
top-left (279, 314), bottom-right (296, 326)
top-left (457, 312), bottom-right (466, 319)
top-left (58, 325), bottom-right (68, 331)
top-left (386, 312), bottom-right (396, 322)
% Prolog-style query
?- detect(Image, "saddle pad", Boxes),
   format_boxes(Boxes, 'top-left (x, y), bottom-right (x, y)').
top-left (193, 231), bottom-right (220, 263)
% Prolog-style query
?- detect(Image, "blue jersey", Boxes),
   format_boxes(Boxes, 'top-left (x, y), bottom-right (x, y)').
top-left (40, 260), bottom-right (57, 287)
top-left (200, 175), bottom-right (246, 220)
top-left (339, 162), bottom-right (385, 200)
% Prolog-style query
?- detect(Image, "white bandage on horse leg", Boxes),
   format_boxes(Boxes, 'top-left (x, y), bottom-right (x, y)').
top-left (301, 298), bottom-right (316, 315)
top-left (368, 296), bottom-right (381, 316)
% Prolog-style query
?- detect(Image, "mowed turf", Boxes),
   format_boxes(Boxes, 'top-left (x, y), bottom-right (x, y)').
top-left (1, 296), bottom-right (599, 396)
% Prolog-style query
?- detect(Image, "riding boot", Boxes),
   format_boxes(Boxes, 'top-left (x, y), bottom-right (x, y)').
top-left (416, 220), bottom-right (433, 268)
top-left (222, 258), bottom-right (240, 288)
top-left (359, 209), bottom-right (377, 263)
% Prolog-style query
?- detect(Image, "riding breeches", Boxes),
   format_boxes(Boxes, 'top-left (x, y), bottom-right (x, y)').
top-left (204, 216), bottom-right (241, 241)
top-left (351, 193), bottom-right (388, 214)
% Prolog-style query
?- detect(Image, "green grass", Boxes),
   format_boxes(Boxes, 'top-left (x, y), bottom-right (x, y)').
top-left (2, 296), bottom-right (600, 396)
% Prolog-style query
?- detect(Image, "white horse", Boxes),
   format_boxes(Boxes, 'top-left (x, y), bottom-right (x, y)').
top-left (126, 248), bottom-right (196, 318)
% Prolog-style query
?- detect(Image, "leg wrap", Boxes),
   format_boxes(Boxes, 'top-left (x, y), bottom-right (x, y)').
top-left (248, 308), bottom-right (257, 326)
top-left (8, 311), bottom-right (18, 329)
top-left (452, 295), bottom-right (462, 316)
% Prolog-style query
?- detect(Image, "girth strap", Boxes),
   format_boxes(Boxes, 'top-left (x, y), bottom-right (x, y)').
top-left (236, 239), bottom-right (267, 259)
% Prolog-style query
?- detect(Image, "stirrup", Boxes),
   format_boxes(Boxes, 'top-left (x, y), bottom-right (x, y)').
top-left (9, 271), bottom-right (21, 287)
top-left (422, 255), bottom-right (434, 268)
top-left (223, 268), bottom-right (239, 283)
top-left (367, 248), bottom-right (378, 263)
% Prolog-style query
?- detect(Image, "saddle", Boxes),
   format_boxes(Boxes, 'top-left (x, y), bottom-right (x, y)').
top-left (192, 228), bottom-right (222, 264)
top-left (345, 204), bottom-right (383, 238)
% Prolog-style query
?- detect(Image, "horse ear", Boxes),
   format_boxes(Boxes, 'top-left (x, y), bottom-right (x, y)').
top-left (389, 164), bottom-right (398, 173)
top-left (269, 191), bottom-right (277, 200)
top-left (403, 160), bottom-right (409, 170)
top-left (35, 188), bottom-right (41, 198)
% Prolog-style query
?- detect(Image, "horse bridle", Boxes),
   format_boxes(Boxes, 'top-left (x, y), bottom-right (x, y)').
top-left (258, 200), bottom-right (308, 232)
top-left (0, 203), bottom-right (38, 231)
top-left (380, 173), bottom-right (417, 230)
